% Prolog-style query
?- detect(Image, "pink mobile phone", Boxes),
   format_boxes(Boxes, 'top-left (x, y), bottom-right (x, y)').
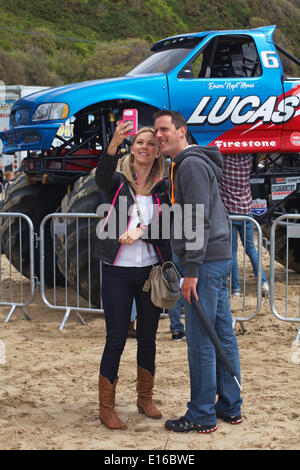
top-left (123, 109), bottom-right (138, 135)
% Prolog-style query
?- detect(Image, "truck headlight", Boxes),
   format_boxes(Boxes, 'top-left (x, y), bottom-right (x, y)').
top-left (32, 103), bottom-right (69, 121)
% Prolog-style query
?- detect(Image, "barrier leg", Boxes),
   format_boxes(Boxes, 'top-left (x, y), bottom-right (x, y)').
top-left (59, 307), bottom-right (72, 330)
top-left (4, 305), bottom-right (32, 323)
top-left (232, 319), bottom-right (247, 335)
top-left (75, 311), bottom-right (87, 326)
top-left (59, 308), bottom-right (87, 330)
top-left (4, 305), bottom-right (17, 323)
top-left (238, 321), bottom-right (247, 334)
top-left (21, 307), bottom-right (31, 321)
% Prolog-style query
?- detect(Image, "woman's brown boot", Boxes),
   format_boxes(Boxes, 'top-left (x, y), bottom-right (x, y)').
top-left (136, 367), bottom-right (162, 419)
top-left (98, 375), bottom-right (127, 430)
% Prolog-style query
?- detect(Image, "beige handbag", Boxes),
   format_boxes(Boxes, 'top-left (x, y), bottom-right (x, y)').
top-left (142, 261), bottom-right (181, 309)
top-left (128, 185), bottom-right (181, 309)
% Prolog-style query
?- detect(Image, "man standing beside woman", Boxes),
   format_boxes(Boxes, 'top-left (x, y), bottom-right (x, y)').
top-left (154, 110), bottom-right (242, 433)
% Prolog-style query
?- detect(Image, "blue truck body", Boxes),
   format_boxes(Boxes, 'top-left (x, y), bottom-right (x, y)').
top-left (1, 25), bottom-right (300, 158)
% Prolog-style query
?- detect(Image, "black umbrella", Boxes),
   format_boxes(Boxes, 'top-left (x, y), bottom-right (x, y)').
top-left (190, 296), bottom-right (242, 392)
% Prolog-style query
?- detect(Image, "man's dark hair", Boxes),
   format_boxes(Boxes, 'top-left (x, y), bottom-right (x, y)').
top-left (153, 110), bottom-right (187, 129)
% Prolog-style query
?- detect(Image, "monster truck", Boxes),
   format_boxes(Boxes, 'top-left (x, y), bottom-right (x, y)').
top-left (0, 25), bottom-right (299, 304)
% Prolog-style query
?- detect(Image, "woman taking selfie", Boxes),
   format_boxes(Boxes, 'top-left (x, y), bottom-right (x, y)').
top-left (95, 121), bottom-right (171, 430)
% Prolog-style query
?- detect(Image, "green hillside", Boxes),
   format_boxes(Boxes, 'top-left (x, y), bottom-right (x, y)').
top-left (0, 0), bottom-right (299, 85)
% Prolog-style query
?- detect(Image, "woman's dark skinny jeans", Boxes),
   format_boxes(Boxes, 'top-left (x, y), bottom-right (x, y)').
top-left (100, 264), bottom-right (161, 384)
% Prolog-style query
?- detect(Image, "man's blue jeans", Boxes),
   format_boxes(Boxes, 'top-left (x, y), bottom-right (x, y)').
top-left (182, 259), bottom-right (242, 425)
top-left (230, 212), bottom-right (268, 292)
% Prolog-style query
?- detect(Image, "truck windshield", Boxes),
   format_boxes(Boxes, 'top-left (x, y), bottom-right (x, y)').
top-left (128, 36), bottom-right (204, 75)
top-left (128, 49), bottom-right (195, 75)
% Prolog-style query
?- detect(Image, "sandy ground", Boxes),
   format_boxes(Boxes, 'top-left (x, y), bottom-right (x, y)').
top-left (0, 247), bottom-right (299, 451)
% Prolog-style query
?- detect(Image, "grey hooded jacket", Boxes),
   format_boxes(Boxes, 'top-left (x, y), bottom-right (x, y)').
top-left (170, 145), bottom-right (232, 277)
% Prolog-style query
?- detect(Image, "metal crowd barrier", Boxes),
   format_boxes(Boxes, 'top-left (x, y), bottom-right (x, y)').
top-left (0, 212), bottom-right (35, 322)
top-left (269, 214), bottom-right (300, 340)
top-left (0, 212), bottom-right (266, 331)
top-left (40, 213), bottom-right (104, 330)
top-left (228, 215), bottom-right (263, 330)
top-left (39, 213), bottom-right (263, 330)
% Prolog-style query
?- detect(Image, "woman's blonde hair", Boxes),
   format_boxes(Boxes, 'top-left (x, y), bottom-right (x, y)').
top-left (117, 127), bottom-right (165, 195)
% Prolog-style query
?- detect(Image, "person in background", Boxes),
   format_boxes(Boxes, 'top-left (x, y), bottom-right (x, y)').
top-left (128, 300), bottom-right (137, 338)
top-left (218, 154), bottom-right (269, 297)
top-left (168, 298), bottom-right (185, 341)
top-left (14, 158), bottom-right (24, 178)
top-left (3, 170), bottom-right (15, 187)
top-left (95, 122), bottom-right (172, 430)
top-left (154, 110), bottom-right (242, 434)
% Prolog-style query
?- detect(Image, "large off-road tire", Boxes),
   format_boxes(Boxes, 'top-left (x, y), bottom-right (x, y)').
top-left (55, 170), bottom-right (107, 308)
top-left (262, 220), bottom-right (300, 273)
top-left (254, 153), bottom-right (300, 273)
top-left (1, 174), bottom-right (66, 285)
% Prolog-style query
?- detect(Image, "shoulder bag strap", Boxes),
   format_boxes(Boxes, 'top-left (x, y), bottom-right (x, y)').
top-left (128, 184), bottom-right (153, 259)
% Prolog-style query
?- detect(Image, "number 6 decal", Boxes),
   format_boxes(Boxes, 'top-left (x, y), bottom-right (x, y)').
top-left (261, 51), bottom-right (280, 68)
